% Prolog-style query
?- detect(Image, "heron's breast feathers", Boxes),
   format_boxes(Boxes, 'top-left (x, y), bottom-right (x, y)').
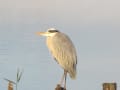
top-left (46, 34), bottom-right (77, 72)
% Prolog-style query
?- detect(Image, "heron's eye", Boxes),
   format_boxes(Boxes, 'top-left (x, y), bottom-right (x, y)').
top-left (48, 30), bottom-right (59, 33)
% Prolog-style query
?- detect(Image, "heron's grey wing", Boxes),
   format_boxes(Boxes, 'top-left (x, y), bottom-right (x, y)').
top-left (47, 33), bottom-right (77, 72)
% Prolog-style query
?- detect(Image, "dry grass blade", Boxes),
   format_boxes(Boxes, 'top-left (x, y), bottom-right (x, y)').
top-left (16, 68), bottom-right (23, 90)
top-left (17, 69), bottom-right (23, 83)
top-left (17, 68), bottom-right (19, 82)
top-left (4, 78), bottom-right (16, 85)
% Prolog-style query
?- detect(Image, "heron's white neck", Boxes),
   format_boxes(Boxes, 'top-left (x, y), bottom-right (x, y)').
top-left (46, 33), bottom-right (57, 37)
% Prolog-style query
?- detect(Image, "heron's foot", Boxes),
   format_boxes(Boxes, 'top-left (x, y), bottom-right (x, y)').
top-left (55, 84), bottom-right (66, 90)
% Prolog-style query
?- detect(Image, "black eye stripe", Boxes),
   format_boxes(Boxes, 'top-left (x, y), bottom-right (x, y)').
top-left (48, 30), bottom-right (59, 33)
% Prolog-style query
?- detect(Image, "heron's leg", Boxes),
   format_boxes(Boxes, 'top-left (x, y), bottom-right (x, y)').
top-left (59, 70), bottom-right (65, 86)
top-left (64, 71), bottom-right (67, 89)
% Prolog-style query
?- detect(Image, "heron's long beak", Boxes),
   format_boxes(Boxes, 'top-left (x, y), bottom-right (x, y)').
top-left (36, 32), bottom-right (48, 36)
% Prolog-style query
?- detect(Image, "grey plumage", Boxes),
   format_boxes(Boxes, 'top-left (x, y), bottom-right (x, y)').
top-left (46, 31), bottom-right (77, 79)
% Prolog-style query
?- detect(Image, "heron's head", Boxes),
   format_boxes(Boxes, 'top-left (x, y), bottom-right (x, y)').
top-left (36, 28), bottom-right (59, 37)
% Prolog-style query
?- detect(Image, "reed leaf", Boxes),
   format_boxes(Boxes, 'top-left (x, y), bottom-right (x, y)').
top-left (4, 78), bottom-right (16, 85)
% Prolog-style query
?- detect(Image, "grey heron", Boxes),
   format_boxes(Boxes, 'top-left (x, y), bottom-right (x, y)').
top-left (36, 28), bottom-right (77, 89)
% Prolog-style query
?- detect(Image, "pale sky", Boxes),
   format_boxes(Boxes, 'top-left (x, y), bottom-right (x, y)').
top-left (0, 0), bottom-right (120, 90)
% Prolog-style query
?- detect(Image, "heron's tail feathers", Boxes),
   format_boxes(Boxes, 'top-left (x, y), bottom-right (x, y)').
top-left (69, 69), bottom-right (77, 79)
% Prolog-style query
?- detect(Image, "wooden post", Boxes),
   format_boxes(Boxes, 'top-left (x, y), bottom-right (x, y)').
top-left (55, 84), bottom-right (66, 90)
top-left (8, 82), bottom-right (13, 90)
top-left (103, 83), bottom-right (117, 90)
